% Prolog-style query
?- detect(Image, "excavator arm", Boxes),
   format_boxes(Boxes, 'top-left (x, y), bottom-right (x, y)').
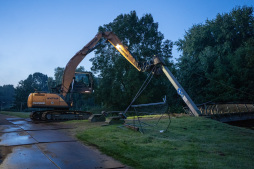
top-left (102, 32), bottom-right (141, 71)
top-left (61, 32), bottom-right (141, 97)
top-left (61, 32), bottom-right (102, 97)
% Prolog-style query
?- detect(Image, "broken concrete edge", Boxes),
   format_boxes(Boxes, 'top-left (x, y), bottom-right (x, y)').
top-left (105, 116), bottom-right (125, 125)
top-left (88, 114), bottom-right (106, 122)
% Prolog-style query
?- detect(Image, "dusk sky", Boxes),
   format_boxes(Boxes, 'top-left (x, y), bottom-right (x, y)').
top-left (0, 0), bottom-right (253, 86)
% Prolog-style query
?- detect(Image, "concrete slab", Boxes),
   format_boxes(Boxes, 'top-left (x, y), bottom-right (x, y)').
top-left (89, 114), bottom-right (106, 122)
top-left (0, 145), bottom-right (58, 169)
top-left (5, 118), bottom-right (24, 121)
top-left (9, 121), bottom-right (72, 131)
top-left (25, 118), bottom-right (32, 122)
top-left (18, 123), bottom-right (62, 131)
top-left (0, 125), bottom-right (23, 133)
top-left (37, 142), bottom-right (100, 169)
top-left (26, 130), bottom-right (76, 143)
top-left (9, 120), bottom-right (28, 125)
top-left (37, 142), bottom-right (126, 169)
top-left (0, 116), bottom-right (129, 169)
top-left (0, 131), bottom-right (37, 146)
top-left (7, 118), bottom-right (74, 130)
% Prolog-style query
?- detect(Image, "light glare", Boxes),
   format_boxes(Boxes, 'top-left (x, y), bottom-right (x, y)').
top-left (116, 44), bottom-right (121, 49)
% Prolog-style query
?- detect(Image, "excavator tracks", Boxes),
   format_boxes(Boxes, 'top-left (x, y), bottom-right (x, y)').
top-left (30, 110), bottom-right (92, 121)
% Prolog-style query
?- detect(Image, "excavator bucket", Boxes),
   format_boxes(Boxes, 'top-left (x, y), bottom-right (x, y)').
top-left (71, 72), bottom-right (93, 94)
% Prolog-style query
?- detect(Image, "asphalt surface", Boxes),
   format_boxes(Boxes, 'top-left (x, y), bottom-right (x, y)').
top-left (0, 114), bottom-right (129, 169)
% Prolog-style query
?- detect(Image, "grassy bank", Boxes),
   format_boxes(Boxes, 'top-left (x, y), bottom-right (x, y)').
top-left (76, 116), bottom-right (254, 169)
top-left (0, 111), bottom-right (30, 118)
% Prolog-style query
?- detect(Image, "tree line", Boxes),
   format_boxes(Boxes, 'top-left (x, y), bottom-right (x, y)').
top-left (1, 6), bottom-right (253, 112)
top-left (176, 6), bottom-right (254, 103)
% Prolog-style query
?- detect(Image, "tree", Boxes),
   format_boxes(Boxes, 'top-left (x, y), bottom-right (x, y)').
top-left (14, 72), bottom-right (48, 110)
top-left (90, 11), bottom-right (175, 110)
top-left (54, 67), bottom-right (65, 86)
top-left (176, 6), bottom-right (254, 103)
top-left (0, 85), bottom-right (15, 110)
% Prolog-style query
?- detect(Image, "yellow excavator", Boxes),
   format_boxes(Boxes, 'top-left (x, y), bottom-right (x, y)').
top-left (27, 32), bottom-right (201, 121)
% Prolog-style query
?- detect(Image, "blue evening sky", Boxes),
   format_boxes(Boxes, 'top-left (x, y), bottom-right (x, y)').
top-left (0, 0), bottom-right (253, 86)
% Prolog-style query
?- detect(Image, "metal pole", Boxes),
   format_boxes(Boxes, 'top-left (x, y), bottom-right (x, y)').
top-left (161, 65), bottom-right (201, 116)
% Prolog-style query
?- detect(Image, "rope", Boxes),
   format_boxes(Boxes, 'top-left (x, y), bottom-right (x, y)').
top-left (123, 66), bottom-right (156, 116)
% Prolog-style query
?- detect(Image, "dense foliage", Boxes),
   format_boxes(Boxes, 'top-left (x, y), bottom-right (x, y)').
top-left (14, 72), bottom-right (48, 110)
top-left (176, 6), bottom-right (254, 103)
top-left (90, 11), bottom-right (176, 109)
top-left (0, 85), bottom-right (15, 109)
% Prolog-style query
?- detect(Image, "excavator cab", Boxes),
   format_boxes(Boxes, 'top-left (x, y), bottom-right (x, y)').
top-left (71, 72), bottom-right (93, 94)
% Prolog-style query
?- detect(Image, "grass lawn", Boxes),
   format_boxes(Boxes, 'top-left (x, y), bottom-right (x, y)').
top-left (0, 111), bottom-right (30, 118)
top-left (76, 116), bottom-right (254, 169)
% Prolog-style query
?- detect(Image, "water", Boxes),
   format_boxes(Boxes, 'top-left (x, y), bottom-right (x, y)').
top-left (226, 119), bottom-right (254, 130)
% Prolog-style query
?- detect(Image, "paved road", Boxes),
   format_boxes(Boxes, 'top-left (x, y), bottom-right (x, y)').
top-left (0, 115), bottom-right (128, 169)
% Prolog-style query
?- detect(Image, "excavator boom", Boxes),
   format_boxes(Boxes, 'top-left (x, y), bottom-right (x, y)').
top-left (61, 33), bottom-right (103, 97)
top-left (61, 32), bottom-right (141, 97)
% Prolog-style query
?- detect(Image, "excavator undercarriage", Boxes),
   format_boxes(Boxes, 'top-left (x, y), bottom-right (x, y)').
top-left (30, 110), bottom-right (92, 121)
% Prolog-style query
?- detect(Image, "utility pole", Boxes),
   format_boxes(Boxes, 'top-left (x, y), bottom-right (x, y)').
top-left (161, 65), bottom-right (201, 116)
